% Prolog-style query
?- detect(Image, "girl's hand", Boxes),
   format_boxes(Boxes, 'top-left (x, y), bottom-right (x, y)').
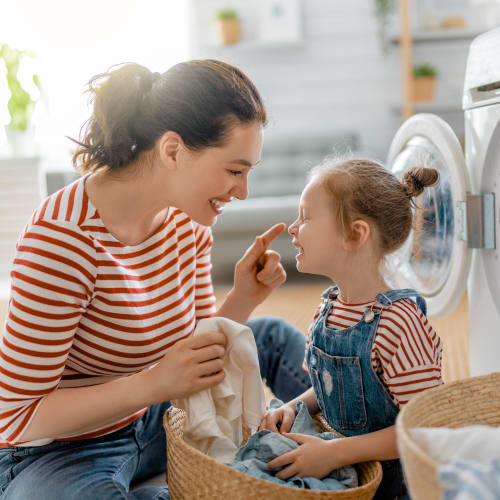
top-left (233, 223), bottom-right (287, 307)
top-left (259, 403), bottom-right (297, 434)
top-left (147, 331), bottom-right (227, 402)
top-left (268, 434), bottom-right (344, 479)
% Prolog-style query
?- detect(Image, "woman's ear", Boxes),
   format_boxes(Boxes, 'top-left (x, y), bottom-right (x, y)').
top-left (344, 219), bottom-right (371, 250)
top-left (157, 131), bottom-right (184, 170)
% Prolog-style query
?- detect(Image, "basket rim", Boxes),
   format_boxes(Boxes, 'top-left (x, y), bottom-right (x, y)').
top-left (396, 372), bottom-right (500, 472)
top-left (164, 408), bottom-right (383, 497)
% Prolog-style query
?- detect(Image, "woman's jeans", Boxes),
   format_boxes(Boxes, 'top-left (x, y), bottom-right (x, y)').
top-left (0, 316), bottom-right (310, 499)
top-left (0, 402), bottom-right (171, 500)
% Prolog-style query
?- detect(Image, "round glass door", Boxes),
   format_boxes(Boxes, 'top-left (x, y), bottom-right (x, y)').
top-left (387, 114), bottom-right (471, 318)
top-left (388, 136), bottom-right (454, 296)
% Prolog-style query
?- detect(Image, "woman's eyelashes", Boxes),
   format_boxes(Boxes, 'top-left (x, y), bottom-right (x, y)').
top-left (228, 169), bottom-right (243, 176)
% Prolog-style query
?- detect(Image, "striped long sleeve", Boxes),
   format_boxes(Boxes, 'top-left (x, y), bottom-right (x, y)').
top-left (0, 176), bottom-right (216, 445)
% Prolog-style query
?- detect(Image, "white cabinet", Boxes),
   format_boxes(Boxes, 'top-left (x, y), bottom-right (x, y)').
top-left (0, 156), bottom-right (45, 285)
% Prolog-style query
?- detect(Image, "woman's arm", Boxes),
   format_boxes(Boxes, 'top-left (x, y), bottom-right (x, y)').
top-left (19, 331), bottom-right (226, 442)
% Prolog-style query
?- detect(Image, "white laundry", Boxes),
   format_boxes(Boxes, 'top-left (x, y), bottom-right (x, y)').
top-left (410, 425), bottom-right (500, 500)
top-left (172, 317), bottom-right (266, 463)
top-left (409, 425), bottom-right (500, 464)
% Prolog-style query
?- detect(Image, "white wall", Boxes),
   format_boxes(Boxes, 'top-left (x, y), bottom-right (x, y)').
top-left (190, 0), bottom-right (475, 158)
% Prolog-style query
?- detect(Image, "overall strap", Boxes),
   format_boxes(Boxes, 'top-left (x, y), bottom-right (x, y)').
top-left (321, 285), bottom-right (339, 300)
top-left (375, 288), bottom-right (427, 316)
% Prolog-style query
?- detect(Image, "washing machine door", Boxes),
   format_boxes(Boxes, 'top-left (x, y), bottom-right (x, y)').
top-left (386, 113), bottom-right (471, 318)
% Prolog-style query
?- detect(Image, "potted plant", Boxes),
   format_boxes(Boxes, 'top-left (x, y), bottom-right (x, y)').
top-left (0, 43), bottom-right (40, 155)
top-left (215, 8), bottom-right (241, 45)
top-left (413, 63), bottom-right (437, 102)
top-left (374, 0), bottom-right (396, 52)
top-left (0, 44), bottom-right (44, 283)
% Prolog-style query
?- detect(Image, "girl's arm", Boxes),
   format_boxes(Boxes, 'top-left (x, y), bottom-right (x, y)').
top-left (268, 425), bottom-right (398, 480)
top-left (259, 387), bottom-right (319, 433)
top-left (338, 425), bottom-right (398, 464)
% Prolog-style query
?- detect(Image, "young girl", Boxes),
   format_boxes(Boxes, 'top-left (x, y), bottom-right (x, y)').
top-left (257, 158), bottom-right (443, 499)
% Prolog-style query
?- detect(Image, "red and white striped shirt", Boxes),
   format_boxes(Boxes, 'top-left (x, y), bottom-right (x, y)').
top-left (0, 176), bottom-right (216, 446)
top-left (305, 294), bottom-right (443, 408)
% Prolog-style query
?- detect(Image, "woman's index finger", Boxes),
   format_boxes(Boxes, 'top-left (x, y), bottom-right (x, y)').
top-left (259, 223), bottom-right (286, 250)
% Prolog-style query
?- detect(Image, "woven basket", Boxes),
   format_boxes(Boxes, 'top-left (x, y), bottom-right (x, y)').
top-left (396, 372), bottom-right (500, 500)
top-left (163, 408), bottom-right (382, 499)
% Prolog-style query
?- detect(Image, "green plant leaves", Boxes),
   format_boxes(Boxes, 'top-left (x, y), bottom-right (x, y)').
top-left (413, 64), bottom-right (437, 78)
top-left (0, 43), bottom-right (39, 132)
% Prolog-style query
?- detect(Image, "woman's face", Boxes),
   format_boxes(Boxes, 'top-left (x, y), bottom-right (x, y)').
top-left (173, 121), bottom-right (263, 226)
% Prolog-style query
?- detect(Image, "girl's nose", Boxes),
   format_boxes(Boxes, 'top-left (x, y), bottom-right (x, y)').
top-left (288, 221), bottom-right (297, 235)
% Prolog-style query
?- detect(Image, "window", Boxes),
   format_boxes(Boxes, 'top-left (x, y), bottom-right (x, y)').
top-left (0, 0), bottom-right (190, 169)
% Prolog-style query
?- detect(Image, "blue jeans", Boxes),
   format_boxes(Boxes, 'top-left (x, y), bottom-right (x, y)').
top-left (0, 402), bottom-right (171, 500)
top-left (0, 316), bottom-right (310, 499)
top-left (248, 315), bottom-right (311, 402)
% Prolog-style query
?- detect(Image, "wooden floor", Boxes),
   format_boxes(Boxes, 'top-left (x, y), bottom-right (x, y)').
top-left (0, 277), bottom-right (470, 383)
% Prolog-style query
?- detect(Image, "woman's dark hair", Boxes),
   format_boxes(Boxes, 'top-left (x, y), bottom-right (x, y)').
top-left (71, 60), bottom-right (267, 173)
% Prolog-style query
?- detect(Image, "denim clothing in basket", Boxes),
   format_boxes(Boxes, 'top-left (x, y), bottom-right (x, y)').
top-left (229, 399), bottom-right (358, 491)
top-left (306, 286), bottom-right (427, 500)
top-left (0, 402), bottom-right (171, 500)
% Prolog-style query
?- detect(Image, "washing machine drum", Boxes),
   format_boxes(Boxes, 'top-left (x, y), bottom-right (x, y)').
top-left (386, 113), bottom-right (471, 318)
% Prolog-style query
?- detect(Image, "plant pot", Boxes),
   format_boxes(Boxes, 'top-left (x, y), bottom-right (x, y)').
top-left (413, 76), bottom-right (436, 102)
top-left (4, 124), bottom-right (37, 156)
top-left (216, 19), bottom-right (241, 45)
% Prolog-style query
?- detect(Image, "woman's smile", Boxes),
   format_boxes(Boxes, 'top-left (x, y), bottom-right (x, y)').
top-left (209, 197), bottom-right (231, 215)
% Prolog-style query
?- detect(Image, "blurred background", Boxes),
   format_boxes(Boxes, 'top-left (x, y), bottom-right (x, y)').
top-left (1, 0), bottom-right (499, 335)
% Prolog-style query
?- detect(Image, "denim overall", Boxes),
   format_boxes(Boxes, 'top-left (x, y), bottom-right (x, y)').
top-left (306, 286), bottom-right (427, 500)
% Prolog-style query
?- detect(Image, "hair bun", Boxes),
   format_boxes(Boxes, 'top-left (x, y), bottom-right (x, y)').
top-left (402, 166), bottom-right (439, 198)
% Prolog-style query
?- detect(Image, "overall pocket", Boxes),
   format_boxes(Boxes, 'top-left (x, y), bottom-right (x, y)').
top-left (314, 347), bottom-right (367, 430)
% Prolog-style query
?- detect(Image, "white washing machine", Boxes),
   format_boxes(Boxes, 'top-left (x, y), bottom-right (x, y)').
top-left (385, 27), bottom-right (500, 376)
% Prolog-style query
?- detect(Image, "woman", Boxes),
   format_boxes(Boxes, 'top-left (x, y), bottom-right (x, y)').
top-left (0, 60), bottom-right (310, 499)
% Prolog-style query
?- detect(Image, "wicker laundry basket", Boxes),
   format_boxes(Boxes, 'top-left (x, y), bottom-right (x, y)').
top-left (163, 408), bottom-right (382, 500)
top-left (396, 372), bottom-right (500, 500)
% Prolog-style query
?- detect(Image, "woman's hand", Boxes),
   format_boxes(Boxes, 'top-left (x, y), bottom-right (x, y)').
top-left (233, 223), bottom-right (287, 307)
top-left (146, 331), bottom-right (227, 402)
top-left (268, 434), bottom-right (344, 480)
top-left (259, 403), bottom-right (297, 434)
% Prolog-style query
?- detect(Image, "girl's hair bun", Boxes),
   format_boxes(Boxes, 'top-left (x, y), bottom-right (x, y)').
top-left (402, 166), bottom-right (439, 198)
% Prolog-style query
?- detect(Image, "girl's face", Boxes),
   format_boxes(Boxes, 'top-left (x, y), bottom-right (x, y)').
top-left (173, 121), bottom-right (263, 226)
top-left (288, 179), bottom-right (349, 277)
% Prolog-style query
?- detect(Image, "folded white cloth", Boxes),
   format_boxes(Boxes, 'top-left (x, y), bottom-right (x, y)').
top-left (410, 426), bottom-right (500, 500)
top-left (409, 425), bottom-right (500, 464)
top-left (172, 317), bottom-right (266, 462)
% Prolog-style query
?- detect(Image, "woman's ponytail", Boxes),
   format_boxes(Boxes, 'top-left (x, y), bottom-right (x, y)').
top-left (72, 63), bottom-right (161, 173)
